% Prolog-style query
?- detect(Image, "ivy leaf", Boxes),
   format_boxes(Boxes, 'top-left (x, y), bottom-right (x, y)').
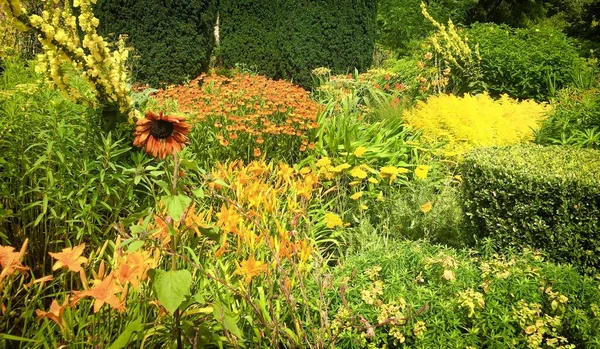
top-left (160, 195), bottom-right (191, 221)
top-left (149, 269), bottom-right (192, 314)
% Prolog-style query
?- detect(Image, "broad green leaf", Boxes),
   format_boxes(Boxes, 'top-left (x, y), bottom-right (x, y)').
top-left (160, 195), bottom-right (191, 221)
top-left (192, 188), bottom-right (204, 199)
top-left (213, 302), bottom-right (243, 339)
top-left (108, 317), bottom-right (143, 349)
top-left (150, 269), bottom-right (192, 314)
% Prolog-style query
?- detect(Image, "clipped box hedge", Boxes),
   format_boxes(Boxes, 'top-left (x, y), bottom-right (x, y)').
top-left (460, 145), bottom-right (600, 274)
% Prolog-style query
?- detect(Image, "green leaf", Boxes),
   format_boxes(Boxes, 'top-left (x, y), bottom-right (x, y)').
top-left (127, 240), bottom-right (144, 253)
top-left (213, 302), bottom-right (243, 339)
top-left (108, 316), bottom-right (143, 349)
top-left (150, 269), bottom-right (192, 314)
top-left (160, 195), bottom-right (191, 221)
top-left (192, 188), bottom-right (204, 199)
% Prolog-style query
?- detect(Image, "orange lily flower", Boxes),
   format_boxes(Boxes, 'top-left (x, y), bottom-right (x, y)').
top-left (235, 255), bottom-right (268, 284)
top-left (49, 244), bottom-right (88, 273)
top-left (72, 273), bottom-right (124, 313)
top-left (36, 297), bottom-right (69, 330)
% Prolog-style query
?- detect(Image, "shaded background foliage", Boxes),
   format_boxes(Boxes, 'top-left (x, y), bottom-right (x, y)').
top-left (94, 0), bottom-right (218, 87)
top-left (219, 0), bottom-right (378, 88)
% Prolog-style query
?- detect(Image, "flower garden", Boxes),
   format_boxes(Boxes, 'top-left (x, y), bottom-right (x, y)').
top-left (1, 0), bottom-right (600, 348)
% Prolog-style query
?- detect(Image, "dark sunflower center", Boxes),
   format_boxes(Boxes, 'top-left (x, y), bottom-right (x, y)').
top-left (150, 120), bottom-right (174, 139)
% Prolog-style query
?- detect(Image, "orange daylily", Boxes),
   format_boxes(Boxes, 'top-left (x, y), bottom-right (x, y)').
top-left (0, 239), bottom-right (29, 276)
top-left (235, 255), bottom-right (268, 284)
top-left (36, 297), bottom-right (69, 330)
top-left (0, 240), bottom-right (29, 288)
top-left (49, 243), bottom-right (88, 273)
top-left (72, 273), bottom-right (124, 313)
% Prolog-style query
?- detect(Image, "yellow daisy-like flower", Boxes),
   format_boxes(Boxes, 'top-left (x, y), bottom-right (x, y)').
top-left (324, 213), bottom-right (344, 229)
top-left (414, 165), bottom-right (431, 180)
top-left (420, 202), bottom-right (433, 213)
top-left (353, 146), bottom-right (367, 157)
top-left (350, 166), bottom-right (368, 179)
top-left (350, 191), bottom-right (364, 200)
top-left (316, 157), bottom-right (332, 168)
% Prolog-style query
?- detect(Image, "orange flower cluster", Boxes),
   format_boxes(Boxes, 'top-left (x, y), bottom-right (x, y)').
top-left (206, 161), bottom-right (318, 281)
top-left (154, 73), bottom-right (320, 152)
top-left (27, 240), bottom-right (159, 330)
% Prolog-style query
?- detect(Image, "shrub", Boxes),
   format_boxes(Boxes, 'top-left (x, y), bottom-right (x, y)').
top-left (152, 72), bottom-right (320, 164)
top-left (377, 0), bottom-right (478, 53)
top-left (219, 0), bottom-right (377, 88)
top-left (330, 240), bottom-right (600, 347)
top-left (95, 0), bottom-right (218, 86)
top-left (466, 23), bottom-right (585, 100)
top-left (536, 87), bottom-right (600, 149)
top-left (460, 145), bottom-right (600, 275)
top-left (402, 93), bottom-right (549, 156)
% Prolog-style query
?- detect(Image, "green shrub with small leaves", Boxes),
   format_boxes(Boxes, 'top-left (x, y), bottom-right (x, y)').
top-left (466, 23), bottom-right (586, 100)
top-left (329, 240), bottom-right (600, 348)
top-left (460, 145), bottom-right (600, 275)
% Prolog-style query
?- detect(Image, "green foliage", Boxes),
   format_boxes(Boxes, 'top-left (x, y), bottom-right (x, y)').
top-left (331, 240), bottom-right (600, 347)
top-left (219, 0), bottom-right (377, 88)
top-left (466, 23), bottom-right (586, 100)
top-left (537, 87), bottom-right (600, 149)
top-left (377, 0), bottom-right (478, 53)
top-left (0, 59), bottom-right (153, 271)
top-left (384, 179), bottom-right (469, 248)
top-left (94, 0), bottom-right (218, 86)
top-left (467, 0), bottom-right (597, 28)
top-left (460, 145), bottom-right (600, 275)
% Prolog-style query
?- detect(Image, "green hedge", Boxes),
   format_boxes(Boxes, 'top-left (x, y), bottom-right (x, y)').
top-left (460, 145), bottom-right (600, 274)
top-left (94, 0), bottom-right (218, 86)
top-left (466, 23), bottom-right (584, 100)
top-left (329, 241), bottom-right (600, 347)
top-left (219, 0), bottom-right (377, 88)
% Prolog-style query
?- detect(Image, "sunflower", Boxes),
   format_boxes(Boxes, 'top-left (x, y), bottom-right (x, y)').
top-left (133, 111), bottom-right (192, 159)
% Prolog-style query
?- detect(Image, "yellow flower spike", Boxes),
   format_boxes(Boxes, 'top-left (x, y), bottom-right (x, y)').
top-left (360, 204), bottom-right (369, 210)
top-left (368, 177), bottom-right (379, 184)
top-left (377, 191), bottom-right (384, 202)
top-left (353, 146), bottom-right (367, 157)
top-left (421, 202), bottom-right (433, 213)
top-left (350, 191), bottom-right (364, 200)
top-left (414, 165), bottom-right (431, 180)
top-left (349, 180), bottom-right (362, 186)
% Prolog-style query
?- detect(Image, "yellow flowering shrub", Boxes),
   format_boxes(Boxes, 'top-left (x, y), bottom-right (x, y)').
top-left (403, 93), bottom-right (550, 155)
top-left (1, 0), bottom-right (132, 115)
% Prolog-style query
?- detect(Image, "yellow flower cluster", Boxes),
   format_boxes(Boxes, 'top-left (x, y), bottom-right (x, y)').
top-left (420, 2), bottom-right (481, 94)
top-left (403, 93), bottom-right (550, 155)
top-left (1, 0), bottom-right (132, 113)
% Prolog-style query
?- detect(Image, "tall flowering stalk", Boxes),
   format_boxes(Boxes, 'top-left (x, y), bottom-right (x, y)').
top-left (1, 0), bottom-right (133, 120)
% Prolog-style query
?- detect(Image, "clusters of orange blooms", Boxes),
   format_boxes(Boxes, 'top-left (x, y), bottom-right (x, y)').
top-left (0, 238), bottom-right (159, 329)
top-left (154, 73), bottom-right (320, 153)
top-left (207, 161), bottom-right (317, 274)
